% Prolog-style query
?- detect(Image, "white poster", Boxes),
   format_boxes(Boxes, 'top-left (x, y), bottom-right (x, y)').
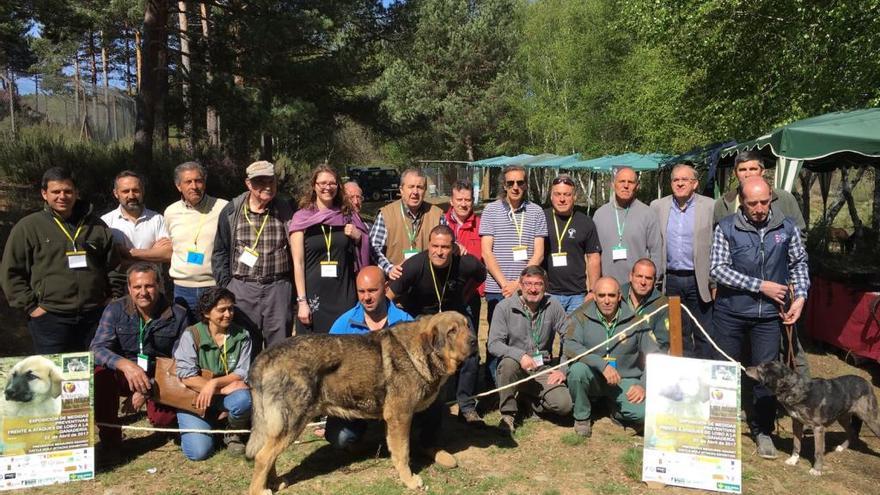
top-left (1, 352), bottom-right (94, 491)
top-left (642, 354), bottom-right (742, 493)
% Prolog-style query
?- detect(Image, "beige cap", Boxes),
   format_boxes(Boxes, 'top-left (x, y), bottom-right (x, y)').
top-left (246, 160), bottom-right (275, 179)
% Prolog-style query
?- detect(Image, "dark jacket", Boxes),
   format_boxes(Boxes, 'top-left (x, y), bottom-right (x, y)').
top-left (1, 202), bottom-right (117, 315)
top-left (211, 192), bottom-right (295, 287)
top-left (621, 282), bottom-right (670, 351)
top-left (713, 188), bottom-right (805, 231)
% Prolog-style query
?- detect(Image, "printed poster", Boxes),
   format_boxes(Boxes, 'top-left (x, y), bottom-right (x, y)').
top-left (642, 354), bottom-right (742, 493)
top-left (1, 353), bottom-right (94, 491)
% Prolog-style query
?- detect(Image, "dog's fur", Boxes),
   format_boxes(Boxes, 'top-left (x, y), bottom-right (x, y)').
top-left (746, 361), bottom-right (880, 475)
top-left (4, 355), bottom-right (63, 417)
top-left (245, 311), bottom-right (473, 494)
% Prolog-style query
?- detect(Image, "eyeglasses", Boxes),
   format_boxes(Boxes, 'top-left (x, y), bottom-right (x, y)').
top-left (316, 181), bottom-right (338, 189)
top-left (521, 281), bottom-right (545, 289)
top-left (505, 180), bottom-right (526, 188)
top-left (552, 176), bottom-right (575, 186)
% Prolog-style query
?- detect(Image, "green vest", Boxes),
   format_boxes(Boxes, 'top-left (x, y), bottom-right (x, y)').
top-left (192, 323), bottom-right (249, 376)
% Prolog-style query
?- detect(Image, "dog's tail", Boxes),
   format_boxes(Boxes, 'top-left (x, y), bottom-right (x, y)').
top-left (245, 365), bottom-right (266, 460)
top-left (854, 391), bottom-right (880, 438)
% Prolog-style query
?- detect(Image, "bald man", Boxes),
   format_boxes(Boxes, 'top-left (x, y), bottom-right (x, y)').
top-left (710, 176), bottom-right (809, 459)
top-left (329, 266), bottom-right (414, 334)
top-left (563, 276), bottom-right (660, 437)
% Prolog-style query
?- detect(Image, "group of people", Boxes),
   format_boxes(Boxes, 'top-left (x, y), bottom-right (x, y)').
top-left (0, 148), bottom-right (808, 464)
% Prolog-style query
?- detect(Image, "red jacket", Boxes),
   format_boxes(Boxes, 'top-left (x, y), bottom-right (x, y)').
top-left (445, 209), bottom-right (485, 296)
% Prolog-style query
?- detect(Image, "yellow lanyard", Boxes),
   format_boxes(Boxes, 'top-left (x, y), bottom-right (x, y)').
top-left (428, 260), bottom-right (451, 312)
top-left (509, 203), bottom-right (525, 245)
top-left (243, 205), bottom-right (269, 250)
top-left (553, 213), bottom-right (573, 253)
top-left (218, 335), bottom-right (229, 375)
top-left (321, 225), bottom-right (333, 261)
top-left (52, 215), bottom-right (84, 251)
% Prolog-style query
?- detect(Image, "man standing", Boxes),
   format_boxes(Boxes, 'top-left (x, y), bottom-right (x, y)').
top-left (487, 266), bottom-right (572, 434)
top-left (389, 225), bottom-right (486, 424)
top-left (621, 259), bottom-right (670, 351)
top-left (444, 180), bottom-right (484, 326)
top-left (101, 170), bottom-right (172, 297)
top-left (650, 164), bottom-right (714, 357)
top-left (713, 151), bottom-right (806, 230)
top-left (593, 167), bottom-right (663, 286)
top-left (710, 176), bottom-right (809, 459)
top-left (544, 174), bottom-right (602, 314)
top-left (164, 162), bottom-right (228, 311)
top-left (480, 165), bottom-right (547, 326)
top-left (369, 168), bottom-right (444, 280)
top-left (212, 161), bottom-right (294, 348)
top-left (564, 277), bottom-right (659, 437)
top-left (1, 167), bottom-right (117, 353)
top-left (90, 263), bottom-right (190, 448)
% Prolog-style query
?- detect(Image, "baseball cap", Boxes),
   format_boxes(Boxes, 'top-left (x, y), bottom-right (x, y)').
top-left (246, 161), bottom-right (275, 179)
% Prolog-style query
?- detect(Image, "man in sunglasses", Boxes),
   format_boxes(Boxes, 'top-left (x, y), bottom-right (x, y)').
top-left (479, 165), bottom-right (548, 332)
top-left (544, 173), bottom-right (602, 314)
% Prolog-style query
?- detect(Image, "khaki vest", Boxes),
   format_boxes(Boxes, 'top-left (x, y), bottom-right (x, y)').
top-left (380, 200), bottom-right (444, 266)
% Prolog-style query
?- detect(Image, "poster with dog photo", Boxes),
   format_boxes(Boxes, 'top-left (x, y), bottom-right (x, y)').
top-left (0, 352), bottom-right (94, 491)
top-left (642, 354), bottom-right (742, 493)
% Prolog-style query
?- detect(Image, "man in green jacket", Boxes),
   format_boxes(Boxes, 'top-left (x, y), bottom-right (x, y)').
top-left (621, 258), bottom-right (670, 351)
top-left (564, 277), bottom-right (660, 437)
top-left (1, 167), bottom-right (118, 353)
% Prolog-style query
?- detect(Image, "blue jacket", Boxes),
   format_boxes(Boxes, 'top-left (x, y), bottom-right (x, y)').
top-left (329, 300), bottom-right (414, 335)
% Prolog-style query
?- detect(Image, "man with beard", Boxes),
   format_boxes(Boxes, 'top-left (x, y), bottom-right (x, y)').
top-left (621, 259), bottom-right (670, 351)
top-left (101, 171), bottom-right (172, 297)
top-left (1, 167), bottom-right (117, 352)
top-left (564, 277), bottom-right (660, 437)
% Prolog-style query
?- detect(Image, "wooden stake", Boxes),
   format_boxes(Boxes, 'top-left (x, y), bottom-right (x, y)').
top-left (668, 295), bottom-right (683, 357)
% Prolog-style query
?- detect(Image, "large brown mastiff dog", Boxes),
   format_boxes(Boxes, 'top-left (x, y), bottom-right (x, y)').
top-left (246, 311), bottom-right (474, 494)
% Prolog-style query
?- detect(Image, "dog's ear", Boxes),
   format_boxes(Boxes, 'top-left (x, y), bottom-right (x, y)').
top-left (419, 317), bottom-right (446, 354)
top-left (48, 364), bottom-right (63, 398)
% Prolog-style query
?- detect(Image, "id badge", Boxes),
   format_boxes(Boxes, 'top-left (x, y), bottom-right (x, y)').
top-left (239, 247), bottom-right (259, 267)
top-left (66, 250), bottom-right (87, 269)
top-left (320, 261), bottom-right (338, 278)
top-left (531, 352), bottom-right (544, 367)
top-left (551, 252), bottom-right (567, 267)
top-left (604, 356), bottom-right (617, 369)
top-left (137, 353), bottom-right (149, 372)
top-left (186, 249), bottom-right (205, 265)
top-left (403, 248), bottom-right (419, 260)
top-left (612, 245), bottom-right (627, 261)
top-left (512, 245), bottom-right (528, 261)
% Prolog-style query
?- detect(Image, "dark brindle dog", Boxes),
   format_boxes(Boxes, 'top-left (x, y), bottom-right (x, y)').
top-left (746, 361), bottom-right (880, 475)
top-left (246, 311), bottom-right (473, 494)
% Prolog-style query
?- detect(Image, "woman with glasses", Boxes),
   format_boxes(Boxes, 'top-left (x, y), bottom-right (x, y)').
top-left (289, 165), bottom-right (371, 334)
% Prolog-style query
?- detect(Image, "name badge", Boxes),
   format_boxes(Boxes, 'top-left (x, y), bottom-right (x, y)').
top-left (66, 250), bottom-right (87, 269)
top-left (551, 252), bottom-right (568, 267)
top-left (137, 353), bottom-right (149, 372)
top-left (186, 249), bottom-right (205, 265)
top-left (612, 244), bottom-right (627, 261)
top-left (512, 245), bottom-right (528, 261)
top-left (238, 247), bottom-right (259, 268)
top-left (320, 261), bottom-right (338, 278)
top-left (604, 356), bottom-right (617, 369)
top-left (531, 352), bottom-right (544, 367)
top-left (403, 248), bottom-right (419, 260)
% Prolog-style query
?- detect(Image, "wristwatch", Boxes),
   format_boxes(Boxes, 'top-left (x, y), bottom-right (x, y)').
top-left (296, 296), bottom-right (307, 303)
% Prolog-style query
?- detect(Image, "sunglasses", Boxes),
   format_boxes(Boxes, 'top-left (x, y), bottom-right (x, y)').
top-left (552, 176), bottom-right (575, 186)
top-left (505, 180), bottom-right (526, 188)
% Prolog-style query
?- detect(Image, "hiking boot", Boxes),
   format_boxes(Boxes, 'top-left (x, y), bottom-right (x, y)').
top-left (498, 414), bottom-right (516, 436)
top-left (574, 420), bottom-right (592, 438)
top-left (755, 434), bottom-right (778, 459)
top-left (417, 447), bottom-right (458, 469)
top-left (460, 409), bottom-right (484, 426)
top-left (224, 417), bottom-right (249, 456)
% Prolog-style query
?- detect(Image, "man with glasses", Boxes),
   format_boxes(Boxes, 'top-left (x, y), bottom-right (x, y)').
top-left (488, 266), bottom-right (572, 435)
top-left (370, 168), bottom-right (445, 280)
top-left (212, 161), bottom-right (295, 348)
top-left (480, 165), bottom-right (548, 331)
top-left (544, 174), bottom-right (602, 314)
top-left (650, 163), bottom-right (715, 357)
top-left (593, 167), bottom-right (662, 287)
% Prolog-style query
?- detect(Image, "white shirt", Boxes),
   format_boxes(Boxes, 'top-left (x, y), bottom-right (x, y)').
top-left (100, 205), bottom-right (168, 250)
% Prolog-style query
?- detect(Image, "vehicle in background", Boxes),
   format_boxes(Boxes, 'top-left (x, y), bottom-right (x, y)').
top-left (346, 167), bottom-right (400, 201)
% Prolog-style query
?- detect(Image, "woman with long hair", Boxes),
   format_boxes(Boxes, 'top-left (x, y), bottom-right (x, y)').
top-left (288, 165), bottom-right (370, 333)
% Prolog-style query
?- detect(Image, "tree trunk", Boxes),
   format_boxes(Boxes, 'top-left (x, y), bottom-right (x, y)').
top-left (124, 24), bottom-right (132, 94)
top-left (825, 167), bottom-right (867, 225)
top-left (155, 26), bottom-right (169, 151)
top-left (797, 170), bottom-right (816, 229)
top-left (135, 30), bottom-right (143, 91)
top-left (200, 1), bottom-right (219, 146)
top-left (88, 32), bottom-right (98, 124)
top-left (177, 1), bottom-right (193, 152)
top-left (134, 0), bottom-right (170, 171)
top-left (73, 52), bottom-right (81, 121)
top-left (100, 31), bottom-right (112, 139)
top-left (873, 168), bottom-right (880, 232)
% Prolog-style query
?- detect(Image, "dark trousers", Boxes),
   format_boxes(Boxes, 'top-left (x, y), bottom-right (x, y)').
top-left (455, 297), bottom-right (481, 413)
top-left (484, 293), bottom-right (506, 387)
top-left (28, 308), bottom-right (103, 354)
top-left (712, 309), bottom-right (780, 436)
top-left (665, 272), bottom-right (712, 358)
top-left (94, 365), bottom-right (177, 446)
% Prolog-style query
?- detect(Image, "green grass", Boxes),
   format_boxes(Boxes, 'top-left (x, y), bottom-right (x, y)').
top-left (596, 481), bottom-right (630, 495)
top-left (560, 432), bottom-right (586, 446)
top-left (620, 446), bottom-right (642, 481)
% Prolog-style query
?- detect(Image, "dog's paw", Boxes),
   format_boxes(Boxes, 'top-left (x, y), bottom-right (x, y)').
top-left (403, 474), bottom-right (423, 490)
top-left (835, 444), bottom-right (848, 452)
top-left (784, 455), bottom-right (799, 466)
top-left (809, 468), bottom-right (822, 476)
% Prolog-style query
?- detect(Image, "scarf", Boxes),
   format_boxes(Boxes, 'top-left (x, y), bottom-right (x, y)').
top-left (288, 206), bottom-right (371, 269)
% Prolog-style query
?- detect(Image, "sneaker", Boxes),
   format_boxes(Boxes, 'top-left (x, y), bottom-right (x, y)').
top-left (460, 409), bottom-right (484, 425)
top-left (755, 434), bottom-right (778, 459)
top-left (498, 414), bottom-right (516, 435)
top-left (417, 447), bottom-right (457, 469)
top-left (574, 420), bottom-right (592, 438)
top-left (224, 433), bottom-right (246, 456)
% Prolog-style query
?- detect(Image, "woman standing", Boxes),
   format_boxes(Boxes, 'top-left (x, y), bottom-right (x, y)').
top-left (289, 165), bottom-right (370, 333)
top-left (174, 287), bottom-right (252, 461)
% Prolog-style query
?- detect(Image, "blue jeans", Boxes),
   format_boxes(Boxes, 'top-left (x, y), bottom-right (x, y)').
top-left (173, 284), bottom-right (214, 315)
top-left (324, 398), bottom-right (443, 450)
top-left (547, 293), bottom-right (586, 315)
top-left (325, 417), bottom-right (370, 449)
top-left (177, 389), bottom-right (252, 461)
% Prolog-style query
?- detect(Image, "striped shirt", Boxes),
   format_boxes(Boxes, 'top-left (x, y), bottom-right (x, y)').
top-left (478, 199), bottom-right (548, 293)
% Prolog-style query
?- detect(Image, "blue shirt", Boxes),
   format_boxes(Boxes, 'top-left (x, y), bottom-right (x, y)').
top-left (666, 195), bottom-right (695, 270)
top-left (329, 300), bottom-right (414, 335)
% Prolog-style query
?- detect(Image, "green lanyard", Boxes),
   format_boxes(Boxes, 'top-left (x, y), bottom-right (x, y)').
top-left (600, 312), bottom-right (618, 356)
top-left (400, 202), bottom-right (421, 249)
top-left (138, 317), bottom-right (150, 355)
top-left (522, 302), bottom-right (545, 351)
top-left (613, 206), bottom-right (629, 244)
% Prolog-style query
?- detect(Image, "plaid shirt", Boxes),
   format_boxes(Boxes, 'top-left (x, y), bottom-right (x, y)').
top-left (231, 203), bottom-right (291, 279)
top-left (710, 211), bottom-right (809, 299)
top-left (369, 207), bottom-right (446, 273)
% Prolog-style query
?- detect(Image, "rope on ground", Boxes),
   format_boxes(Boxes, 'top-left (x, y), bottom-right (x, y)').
top-left (94, 420), bottom-right (326, 435)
